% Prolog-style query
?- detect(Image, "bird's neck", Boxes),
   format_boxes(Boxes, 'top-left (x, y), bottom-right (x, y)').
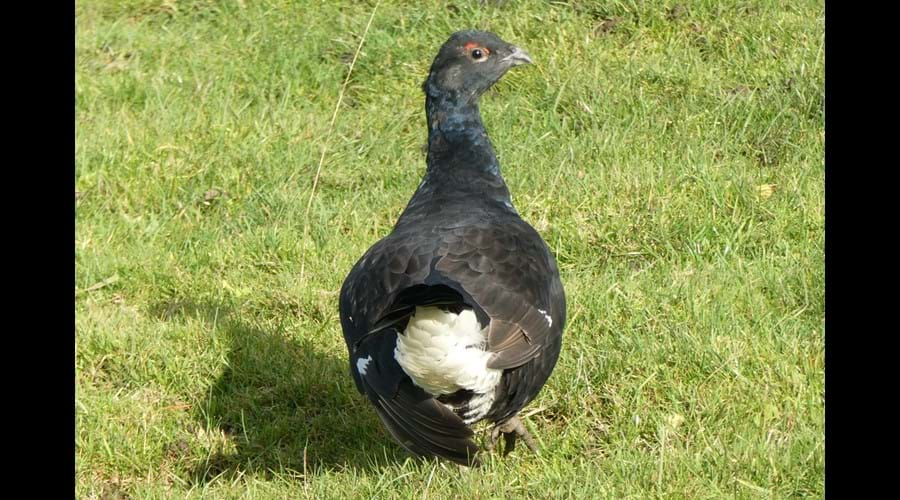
top-left (423, 86), bottom-right (503, 181)
top-left (394, 84), bottom-right (515, 226)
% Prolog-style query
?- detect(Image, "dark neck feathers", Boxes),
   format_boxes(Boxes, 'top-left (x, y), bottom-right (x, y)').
top-left (394, 79), bottom-right (513, 223)
top-left (422, 79), bottom-right (502, 180)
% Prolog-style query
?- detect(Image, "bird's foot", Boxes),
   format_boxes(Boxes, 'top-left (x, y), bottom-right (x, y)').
top-left (485, 415), bottom-right (538, 456)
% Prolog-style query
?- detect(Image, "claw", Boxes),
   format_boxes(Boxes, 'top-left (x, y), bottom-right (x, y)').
top-left (485, 415), bottom-right (538, 456)
top-left (486, 425), bottom-right (502, 451)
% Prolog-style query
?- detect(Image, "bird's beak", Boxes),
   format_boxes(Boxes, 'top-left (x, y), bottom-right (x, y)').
top-left (502, 45), bottom-right (533, 67)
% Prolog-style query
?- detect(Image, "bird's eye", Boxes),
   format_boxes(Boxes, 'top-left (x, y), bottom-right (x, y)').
top-left (471, 49), bottom-right (483, 60)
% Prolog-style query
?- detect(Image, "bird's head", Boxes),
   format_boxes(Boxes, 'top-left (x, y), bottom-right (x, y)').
top-left (424, 30), bottom-right (533, 102)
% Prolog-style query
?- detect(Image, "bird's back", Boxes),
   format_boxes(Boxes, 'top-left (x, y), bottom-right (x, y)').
top-left (340, 190), bottom-right (565, 419)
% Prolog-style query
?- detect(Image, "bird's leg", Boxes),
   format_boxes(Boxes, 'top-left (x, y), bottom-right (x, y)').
top-left (485, 415), bottom-right (538, 455)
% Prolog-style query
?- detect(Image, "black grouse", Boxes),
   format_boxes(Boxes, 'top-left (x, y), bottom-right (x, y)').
top-left (339, 31), bottom-right (566, 466)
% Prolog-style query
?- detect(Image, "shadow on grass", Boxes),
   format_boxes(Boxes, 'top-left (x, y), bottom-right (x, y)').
top-left (150, 299), bottom-right (408, 483)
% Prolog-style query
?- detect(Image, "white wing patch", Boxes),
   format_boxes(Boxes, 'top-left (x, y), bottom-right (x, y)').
top-left (356, 355), bottom-right (372, 376)
top-left (538, 308), bottom-right (552, 327)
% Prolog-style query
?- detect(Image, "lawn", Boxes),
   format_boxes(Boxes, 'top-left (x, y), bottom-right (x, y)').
top-left (75, 0), bottom-right (825, 497)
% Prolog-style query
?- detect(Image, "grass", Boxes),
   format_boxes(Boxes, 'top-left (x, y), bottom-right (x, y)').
top-left (75, 0), bottom-right (824, 497)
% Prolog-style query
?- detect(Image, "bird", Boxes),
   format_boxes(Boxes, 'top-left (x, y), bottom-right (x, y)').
top-left (339, 30), bottom-right (566, 466)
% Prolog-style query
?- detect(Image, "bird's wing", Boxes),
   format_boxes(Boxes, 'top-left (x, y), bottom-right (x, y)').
top-left (430, 222), bottom-right (566, 370)
top-left (354, 329), bottom-right (479, 465)
top-left (339, 238), bottom-right (480, 466)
